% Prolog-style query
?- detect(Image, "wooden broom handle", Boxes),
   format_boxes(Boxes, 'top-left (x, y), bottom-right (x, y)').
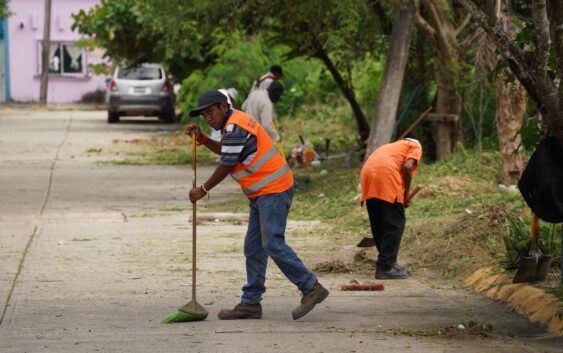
top-left (531, 214), bottom-right (539, 251)
top-left (406, 185), bottom-right (422, 204)
top-left (192, 134), bottom-right (197, 300)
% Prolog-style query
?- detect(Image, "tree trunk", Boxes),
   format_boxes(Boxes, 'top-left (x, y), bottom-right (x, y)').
top-left (547, 0), bottom-right (563, 85)
top-left (434, 59), bottom-right (462, 159)
top-left (370, 0), bottom-right (392, 35)
top-left (496, 73), bottom-right (527, 184)
top-left (415, 27), bottom-right (437, 160)
top-left (493, 6), bottom-right (527, 185)
top-left (365, 1), bottom-right (415, 157)
top-left (423, 0), bottom-right (462, 159)
top-left (313, 41), bottom-right (370, 141)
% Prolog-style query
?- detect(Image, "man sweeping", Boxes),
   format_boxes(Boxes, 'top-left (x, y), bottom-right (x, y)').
top-left (185, 90), bottom-right (329, 320)
top-left (361, 138), bottom-right (422, 279)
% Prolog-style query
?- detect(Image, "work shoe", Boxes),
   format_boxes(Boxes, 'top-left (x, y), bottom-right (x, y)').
top-left (292, 281), bottom-right (329, 320)
top-left (375, 265), bottom-right (410, 279)
top-left (393, 263), bottom-right (412, 276)
top-left (217, 303), bottom-right (262, 320)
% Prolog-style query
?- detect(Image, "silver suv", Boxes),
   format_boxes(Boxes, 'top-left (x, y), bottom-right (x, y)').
top-left (106, 63), bottom-right (175, 123)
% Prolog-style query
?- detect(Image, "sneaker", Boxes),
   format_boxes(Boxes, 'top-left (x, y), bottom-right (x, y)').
top-left (375, 265), bottom-right (410, 279)
top-left (292, 281), bottom-right (329, 320)
top-left (217, 303), bottom-right (262, 320)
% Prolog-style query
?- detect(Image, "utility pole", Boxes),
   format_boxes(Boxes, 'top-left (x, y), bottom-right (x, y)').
top-left (39, 0), bottom-right (52, 106)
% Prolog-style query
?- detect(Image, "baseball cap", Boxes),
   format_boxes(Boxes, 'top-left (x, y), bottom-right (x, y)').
top-left (189, 90), bottom-right (228, 117)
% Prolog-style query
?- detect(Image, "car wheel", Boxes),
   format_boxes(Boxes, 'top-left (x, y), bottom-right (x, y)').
top-left (108, 112), bottom-right (120, 123)
top-left (162, 110), bottom-right (176, 124)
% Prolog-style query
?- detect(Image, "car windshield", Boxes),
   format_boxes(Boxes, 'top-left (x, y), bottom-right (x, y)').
top-left (117, 66), bottom-right (162, 80)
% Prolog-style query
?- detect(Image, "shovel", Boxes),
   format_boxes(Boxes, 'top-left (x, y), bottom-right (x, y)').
top-left (513, 214), bottom-right (553, 284)
top-left (357, 186), bottom-right (422, 248)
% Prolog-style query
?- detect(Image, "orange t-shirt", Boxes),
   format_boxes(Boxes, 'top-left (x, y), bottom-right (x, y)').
top-left (361, 139), bottom-right (422, 204)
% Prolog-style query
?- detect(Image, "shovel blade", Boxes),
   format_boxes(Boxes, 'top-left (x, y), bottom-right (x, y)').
top-left (533, 253), bottom-right (553, 282)
top-left (513, 250), bottom-right (553, 284)
top-left (513, 254), bottom-right (539, 283)
top-left (357, 237), bottom-right (375, 248)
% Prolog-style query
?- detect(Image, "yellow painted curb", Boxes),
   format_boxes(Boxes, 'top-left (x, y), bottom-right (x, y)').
top-left (465, 267), bottom-right (563, 337)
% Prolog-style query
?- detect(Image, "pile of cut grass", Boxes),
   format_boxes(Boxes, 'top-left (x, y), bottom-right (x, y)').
top-left (402, 203), bottom-right (514, 280)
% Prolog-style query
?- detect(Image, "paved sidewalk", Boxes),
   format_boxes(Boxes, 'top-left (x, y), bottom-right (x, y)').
top-left (0, 110), bottom-right (562, 352)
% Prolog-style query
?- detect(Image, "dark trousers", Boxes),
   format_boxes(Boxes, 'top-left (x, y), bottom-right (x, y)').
top-left (366, 198), bottom-right (406, 270)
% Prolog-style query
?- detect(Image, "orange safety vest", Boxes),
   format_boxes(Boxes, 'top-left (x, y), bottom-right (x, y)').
top-left (224, 111), bottom-right (294, 199)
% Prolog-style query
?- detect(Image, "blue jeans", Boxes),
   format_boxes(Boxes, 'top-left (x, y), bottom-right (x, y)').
top-left (241, 186), bottom-right (317, 304)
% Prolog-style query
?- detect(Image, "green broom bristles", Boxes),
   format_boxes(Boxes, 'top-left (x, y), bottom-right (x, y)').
top-left (161, 309), bottom-right (208, 323)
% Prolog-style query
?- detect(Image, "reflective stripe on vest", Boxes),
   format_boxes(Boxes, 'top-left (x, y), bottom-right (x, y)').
top-left (231, 145), bottom-right (279, 181)
top-left (242, 164), bottom-right (290, 196)
top-left (225, 110), bottom-right (293, 199)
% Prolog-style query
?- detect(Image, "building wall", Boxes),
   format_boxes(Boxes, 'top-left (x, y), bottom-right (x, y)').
top-left (8, 0), bottom-right (107, 103)
top-left (1, 16), bottom-right (9, 102)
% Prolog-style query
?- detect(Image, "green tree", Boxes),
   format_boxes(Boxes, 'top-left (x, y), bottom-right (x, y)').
top-left (0, 1), bottom-right (8, 18)
top-left (71, 0), bottom-right (219, 78)
top-left (215, 0), bottom-right (387, 141)
top-left (457, 0), bottom-right (563, 147)
top-left (73, 0), bottom-right (389, 142)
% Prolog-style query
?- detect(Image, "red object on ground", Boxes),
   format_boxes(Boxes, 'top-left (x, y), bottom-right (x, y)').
top-left (340, 283), bottom-right (385, 291)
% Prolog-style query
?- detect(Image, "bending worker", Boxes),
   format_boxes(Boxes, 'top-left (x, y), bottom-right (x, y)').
top-left (360, 138), bottom-right (422, 279)
top-left (186, 90), bottom-right (329, 320)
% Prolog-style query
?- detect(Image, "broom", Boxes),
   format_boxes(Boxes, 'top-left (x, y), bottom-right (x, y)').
top-left (162, 134), bottom-right (208, 323)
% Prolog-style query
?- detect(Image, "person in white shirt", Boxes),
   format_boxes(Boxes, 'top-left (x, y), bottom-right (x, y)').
top-left (250, 65), bottom-right (283, 92)
top-left (242, 81), bottom-right (284, 143)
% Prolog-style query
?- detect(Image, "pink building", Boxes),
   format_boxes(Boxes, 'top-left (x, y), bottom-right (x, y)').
top-left (5, 0), bottom-right (107, 103)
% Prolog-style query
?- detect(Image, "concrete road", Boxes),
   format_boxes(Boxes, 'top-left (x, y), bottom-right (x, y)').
top-left (0, 109), bottom-right (562, 352)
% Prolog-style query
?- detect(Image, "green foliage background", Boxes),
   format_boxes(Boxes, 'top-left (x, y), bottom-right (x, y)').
top-left (70, 0), bottom-right (553, 158)
top-left (177, 33), bottom-right (386, 152)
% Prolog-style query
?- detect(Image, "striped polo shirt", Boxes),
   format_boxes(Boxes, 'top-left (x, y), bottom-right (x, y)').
top-left (219, 110), bottom-right (258, 166)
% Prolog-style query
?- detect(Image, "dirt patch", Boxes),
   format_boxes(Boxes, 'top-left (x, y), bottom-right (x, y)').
top-left (313, 259), bottom-right (351, 273)
top-left (435, 176), bottom-right (473, 191)
top-left (313, 249), bottom-right (375, 274)
top-left (466, 267), bottom-right (563, 337)
top-left (420, 176), bottom-right (474, 199)
top-left (376, 320), bottom-right (494, 338)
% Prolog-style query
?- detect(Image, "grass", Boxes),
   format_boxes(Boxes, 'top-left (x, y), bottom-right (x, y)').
top-left (105, 131), bottom-right (219, 165)
top-left (86, 148), bottom-right (103, 154)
